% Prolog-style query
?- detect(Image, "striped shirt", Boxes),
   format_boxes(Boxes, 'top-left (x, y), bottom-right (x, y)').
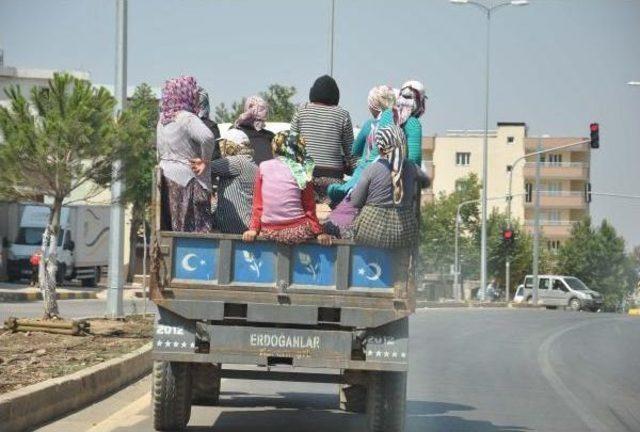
top-left (290, 103), bottom-right (354, 172)
top-left (211, 155), bottom-right (257, 233)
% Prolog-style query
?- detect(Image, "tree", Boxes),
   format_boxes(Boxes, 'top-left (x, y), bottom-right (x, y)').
top-left (0, 73), bottom-right (117, 318)
top-left (213, 83), bottom-right (297, 124)
top-left (116, 84), bottom-right (158, 282)
top-left (557, 217), bottom-right (635, 310)
top-left (420, 174), bottom-right (481, 279)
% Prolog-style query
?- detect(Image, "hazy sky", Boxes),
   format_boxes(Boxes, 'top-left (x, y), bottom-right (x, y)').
top-left (1, 0), bottom-right (639, 246)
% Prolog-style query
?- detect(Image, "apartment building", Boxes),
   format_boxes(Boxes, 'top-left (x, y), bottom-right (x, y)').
top-left (422, 122), bottom-right (590, 251)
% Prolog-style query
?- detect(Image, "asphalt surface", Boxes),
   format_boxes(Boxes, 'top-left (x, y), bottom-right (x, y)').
top-left (0, 298), bottom-right (155, 322)
top-left (38, 308), bottom-right (640, 432)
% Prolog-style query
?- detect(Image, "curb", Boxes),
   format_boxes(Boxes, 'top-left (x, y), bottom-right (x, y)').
top-left (0, 291), bottom-right (97, 302)
top-left (417, 301), bottom-right (545, 309)
top-left (0, 342), bottom-right (152, 432)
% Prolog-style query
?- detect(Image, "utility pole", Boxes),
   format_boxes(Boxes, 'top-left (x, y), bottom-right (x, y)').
top-left (106, 0), bottom-right (127, 318)
top-left (532, 137), bottom-right (542, 304)
top-left (328, 0), bottom-right (335, 77)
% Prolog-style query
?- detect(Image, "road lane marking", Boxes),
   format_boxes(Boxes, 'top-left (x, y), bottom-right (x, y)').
top-left (86, 393), bottom-right (150, 432)
top-left (537, 318), bottom-right (621, 432)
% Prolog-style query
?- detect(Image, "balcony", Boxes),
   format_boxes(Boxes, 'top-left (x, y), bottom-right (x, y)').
top-left (523, 162), bottom-right (589, 180)
top-left (524, 137), bottom-right (589, 152)
top-left (523, 191), bottom-right (587, 209)
top-left (524, 220), bottom-right (577, 238)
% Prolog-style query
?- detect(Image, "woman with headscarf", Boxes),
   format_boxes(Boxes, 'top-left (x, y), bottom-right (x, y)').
top-left (290, 75), bottom-right (355, 203)
top-left (327, 85), bottom-right (396, 204)
top-left (233, 95), bottom-right (275, 165)
top-left (211, 129), bottom-right (258, 233)
top-left (157, 76), bottom-right (215, 232)
top-left (350, 125), bottom-right (429, 248)
top-left (243, 131), bottom-right (332, 245)
top-left (378, 80), bottom-right (427, 166)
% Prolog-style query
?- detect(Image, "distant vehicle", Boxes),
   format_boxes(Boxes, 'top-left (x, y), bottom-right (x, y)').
top-left (512, 285), bottom-right (525, 304)
top-left (1, 203), bottom-right (109, 286)
top-left (518, 275), bottom-right (603, 312)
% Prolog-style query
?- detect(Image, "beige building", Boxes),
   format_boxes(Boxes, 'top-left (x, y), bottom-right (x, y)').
top-left (422, 122), bottom-right (590, 251)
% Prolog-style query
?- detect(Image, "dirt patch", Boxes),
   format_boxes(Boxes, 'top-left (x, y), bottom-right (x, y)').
top-left (0, 315), bottom-right (153, 394)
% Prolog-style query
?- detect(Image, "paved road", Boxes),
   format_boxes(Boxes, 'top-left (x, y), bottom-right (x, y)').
top-left (39, 309), bottom-right (640, 432)
top-left (0, 298), bottom-right (155, 322)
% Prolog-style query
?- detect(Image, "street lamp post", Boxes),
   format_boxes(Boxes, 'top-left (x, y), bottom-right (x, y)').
top-left (106, 0), bottom-right (127, 318)
top-left (328, 0), bottom-right (335, 76)
top-left (450, 0), bottom-right (529, 301)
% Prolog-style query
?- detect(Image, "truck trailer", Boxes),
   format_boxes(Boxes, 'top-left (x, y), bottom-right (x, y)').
top-left (0, 202), bottom-right (110, 286)
top-left (149, 169), bottom-right (418, 432)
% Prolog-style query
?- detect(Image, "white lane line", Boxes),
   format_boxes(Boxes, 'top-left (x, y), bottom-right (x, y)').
top-left (86, 393), bottom-right (150, 432)
top-left (537, 318), bottom-right (619, 432)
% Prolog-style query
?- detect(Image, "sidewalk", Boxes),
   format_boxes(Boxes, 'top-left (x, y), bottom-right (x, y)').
top-left (0, 282), bottom-right (101, 302)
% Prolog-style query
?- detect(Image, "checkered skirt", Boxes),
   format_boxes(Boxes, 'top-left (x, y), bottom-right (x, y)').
top-left (354, 205), bottom-right (419, 248)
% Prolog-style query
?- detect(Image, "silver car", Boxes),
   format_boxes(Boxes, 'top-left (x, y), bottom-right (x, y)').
top-left (519, 275), bottom-right (603, 311)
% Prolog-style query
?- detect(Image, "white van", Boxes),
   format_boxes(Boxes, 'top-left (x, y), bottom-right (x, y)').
top-left (518, 275), bottom-right (603, 311)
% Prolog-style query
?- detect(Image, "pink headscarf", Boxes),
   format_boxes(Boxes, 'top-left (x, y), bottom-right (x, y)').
top-left (393, 80), bottom-right (427, 126)
top-left (234, 95), bottom-right (268, 131)
top-left (159, 76), bottom-right (199, 125)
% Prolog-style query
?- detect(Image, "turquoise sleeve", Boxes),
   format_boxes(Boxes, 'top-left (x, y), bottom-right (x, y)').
top-left (352, 119), bottom-right (372, 158)
top-left (404, 118), bottom-right (422, 165)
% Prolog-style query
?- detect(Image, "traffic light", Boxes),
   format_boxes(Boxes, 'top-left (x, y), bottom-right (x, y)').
top-left (585, 182), bottom-right (592, 203)
top-left (502, 227), bottom-right (515, 249)
top-left (590, 123), bottom-right (599, 149)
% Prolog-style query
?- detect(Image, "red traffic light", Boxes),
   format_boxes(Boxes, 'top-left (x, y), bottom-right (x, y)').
top-left (503, 229), bottom-right (513, 240)
top-left (590, 123), bottom-right (599, 132)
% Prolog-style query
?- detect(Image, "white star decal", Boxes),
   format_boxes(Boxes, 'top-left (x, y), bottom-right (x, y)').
top-left (384, 351), bottom-right (390, 358)
top-left (367, 350), bottom-right (373, 356)
top-left (376, 350), bottom-right (382, 357)
top-left (190, 342), bottom-right (195, 349)
top-left (200, 260), bottom-right (206, 266)
top-left (181, 341), bottom-right (187, 348)
top-left (173, 341), bottom-right (179, 348)
top-left (358, 268), bottom-right (365, 276)
top-left (400, 352), bottom-right (406, 358)
top-left (164, 340), bottom-right (171, 347)
top-left (157, 340), bottom-right (163, 347)
top-left (392, 352), bottom-right (398, 358)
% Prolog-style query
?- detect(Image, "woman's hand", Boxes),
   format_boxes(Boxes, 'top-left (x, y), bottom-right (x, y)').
top-left (190, 158), bottom-right (206, 176)
top-left (317, 233), bottom-right (333, 246)
top-left (243, 230), bottom-right (257, 243)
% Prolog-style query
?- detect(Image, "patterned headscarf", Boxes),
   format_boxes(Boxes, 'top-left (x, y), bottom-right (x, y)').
top-left (160, 76), bottom-right (199, 125)
top-left (234, 95), bottom-right (268, 131)
top-left (393, 80), bottom-right (427, 126)
top-left (367, 85), bottom-right (396, 117)
top-left (272, 130), bottom-right (315, 189)
top-left (197, 86), bottom-right (210, 120)
top-left (218, 129), bottom-right (253, 158)
top-left (376, 125), bottom-right (407, 205)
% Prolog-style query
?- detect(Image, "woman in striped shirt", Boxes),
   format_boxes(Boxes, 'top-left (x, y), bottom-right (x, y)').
top-left (290, 75), bottom-right (354, 203)
top-left (211, 129), bottom-right (258, 234)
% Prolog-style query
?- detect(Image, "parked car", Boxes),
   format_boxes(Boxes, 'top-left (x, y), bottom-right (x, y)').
top-left (518, 275), bottom-right (603, 311)
top-left (512, 285), bottom-right (525, 304)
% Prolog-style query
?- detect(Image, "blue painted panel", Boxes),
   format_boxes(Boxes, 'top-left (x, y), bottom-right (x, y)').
top-left (350, 246), bottom-right (393, 289)
top-left (233, 242), bottom-right (276, 284)
top-left (291, 244), bottom-right (336, 287)
top-left (174, 238), bottom-right (218, 281)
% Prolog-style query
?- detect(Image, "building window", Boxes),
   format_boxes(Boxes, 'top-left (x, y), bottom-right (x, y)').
top-left (548, 154), bottom-right (563, 166)
top-left (507, 136), bottom-right (515, 144)
top-left (456, 152), bottom-right (471, 166)
top-left (525, 183), bottom-right (533, 203)
top-left (547, 240), bottom-right (561, 253)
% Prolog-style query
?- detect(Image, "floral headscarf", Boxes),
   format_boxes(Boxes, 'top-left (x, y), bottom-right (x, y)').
top-left (272, 131), bottom-right (315, 189)
top-left (367, 85), bottom-right (396, 117)
top-left (218, 129), bottom-right (254, 158)
top-left (234, 95), bottom-right (268, 131)
top-left (376, 125), bottom-right (407, 205)
top-left (394, 80), bottom-right (427, 126)
top-left (197, 86), bottom-right (211, 120)
top-left (159, 76), bottom-right (199, 125)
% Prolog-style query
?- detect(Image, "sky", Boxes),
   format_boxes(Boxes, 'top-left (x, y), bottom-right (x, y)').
top-left (1, 0), bottom-right (639, 246)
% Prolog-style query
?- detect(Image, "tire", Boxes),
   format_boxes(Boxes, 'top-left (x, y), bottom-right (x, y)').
top-left (56, 263), bottom-right (66, 285)
top-left (339, 384), bottom-right (367, 413)
top-left (81, 268), bottom-right (98, 287)
top-left (152, 361), bottom-right (192, 431)
top-left (366, 372), bottom-right (407, 432)
top-left (191, 363), bottom-right (221, 406)
top-left (568, 298), bottom-right (582, 312)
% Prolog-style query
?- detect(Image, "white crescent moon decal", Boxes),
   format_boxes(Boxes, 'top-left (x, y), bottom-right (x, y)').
top-left (366, 262), bottom-right (382, 281)
top-left (181, 253), bottom-right (198, 272)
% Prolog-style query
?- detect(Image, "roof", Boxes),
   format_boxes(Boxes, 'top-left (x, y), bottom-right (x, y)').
top-left (0, 66), bottom-right (89, 81)
top-left (497, 122), bottom-right (527, 127)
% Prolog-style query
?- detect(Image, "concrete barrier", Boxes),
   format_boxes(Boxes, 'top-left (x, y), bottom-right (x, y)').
top-left (0, 343), bottom-right (152, 432)
top-left (0, 290), bottom-right (98, 302)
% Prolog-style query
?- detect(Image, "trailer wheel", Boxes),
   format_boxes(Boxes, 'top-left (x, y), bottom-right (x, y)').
top-left (191, 363), bottom-right (221, 406)
top-left (366, 372), bottom-right (407, 432)
top-left (339, 384), bottom-right (367, 413)
top-left (152, 361), bottom-right (192, 431)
